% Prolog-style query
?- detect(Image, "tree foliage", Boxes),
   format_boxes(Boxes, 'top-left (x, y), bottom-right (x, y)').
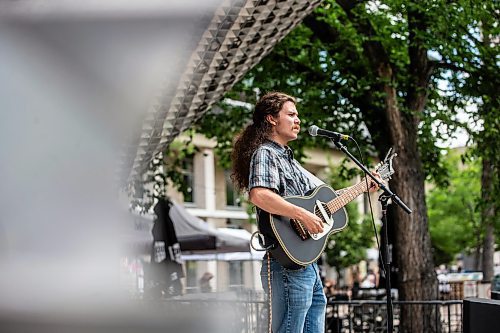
top-left (427, 150), bottom-right (482, 265)
top-left (130, 133), bottom-right (198, 213)
top-left (434, 0), bottom-right (499, 204)
top-left (431, 0), bottom-right (499, 279)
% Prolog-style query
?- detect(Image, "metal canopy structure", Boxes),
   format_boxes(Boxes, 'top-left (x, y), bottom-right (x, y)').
top-left (122, 0), bottom-right (322, 184)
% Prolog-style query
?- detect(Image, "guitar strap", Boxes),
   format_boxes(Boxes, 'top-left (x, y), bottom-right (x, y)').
top-left (267, 252), bottom-right (272, 333)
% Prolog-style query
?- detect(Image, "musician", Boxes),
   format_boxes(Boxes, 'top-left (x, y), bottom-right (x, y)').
top-left (231, 92), bottom-right (379, 333)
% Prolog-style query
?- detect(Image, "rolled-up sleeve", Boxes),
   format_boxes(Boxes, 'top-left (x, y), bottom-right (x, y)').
top-left (248, 147), bottom-right (280, 193)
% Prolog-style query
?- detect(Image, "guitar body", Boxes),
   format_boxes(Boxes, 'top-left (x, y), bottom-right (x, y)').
top-left (257, 184), bottom-right (348, 269)
top-left (256, 149), bottom-right (397, 270)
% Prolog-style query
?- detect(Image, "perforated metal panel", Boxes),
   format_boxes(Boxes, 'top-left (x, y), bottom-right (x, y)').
top-left (123, 0), bottom-right (322, 184)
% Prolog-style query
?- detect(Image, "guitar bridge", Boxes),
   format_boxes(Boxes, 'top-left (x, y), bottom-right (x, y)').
top-left (290, 219), bottom-right (310, 241)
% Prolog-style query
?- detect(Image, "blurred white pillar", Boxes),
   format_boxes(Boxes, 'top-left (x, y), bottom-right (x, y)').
top-left (194, 148), bottom-right (216, 211)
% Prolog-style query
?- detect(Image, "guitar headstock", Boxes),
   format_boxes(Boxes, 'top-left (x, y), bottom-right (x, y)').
top-left (375, 148), bottom-right (397, 181)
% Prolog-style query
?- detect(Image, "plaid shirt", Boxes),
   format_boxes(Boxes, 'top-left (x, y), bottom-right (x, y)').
top-left (249, 140), bottom-right (315, 197)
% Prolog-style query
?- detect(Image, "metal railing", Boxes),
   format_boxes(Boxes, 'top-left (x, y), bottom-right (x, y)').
top-left (161, 294), bottom-right (269, 333)
top-left (325, 300), bottom-right (463, 333)
top-left (157, 293), bottom-right (463, 333)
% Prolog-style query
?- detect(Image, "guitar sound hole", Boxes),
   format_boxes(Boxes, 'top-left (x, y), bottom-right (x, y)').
top-left (317, 203), bottom-right (331, 216)
top-left (314, 206), bottom-right (328, 224)
top-left (314, 208), bottom-right (328, 223)
top-left (290, 219), bottom-right (310, 241)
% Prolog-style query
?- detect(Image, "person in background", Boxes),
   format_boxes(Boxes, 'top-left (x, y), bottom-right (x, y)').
top-left (199, 272), bottom-right (214, 293)
top-left (324, 278), bottom-right (337, 298)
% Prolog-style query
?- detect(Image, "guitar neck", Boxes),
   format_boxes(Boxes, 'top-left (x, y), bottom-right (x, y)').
top-left (326, 181), bottom-right (369, 213)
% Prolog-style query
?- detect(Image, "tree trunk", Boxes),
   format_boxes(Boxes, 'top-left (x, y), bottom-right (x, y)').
top-left (477, 16), bottom-right (498, 284)
top-left (305, 3), bottom-right (440, 331)
top-left (481, 158), bottom-right (496, 282)
top-left (473, 245), bottom-right (481, 272)
top-left (380, 63), bottom-right (438, 333)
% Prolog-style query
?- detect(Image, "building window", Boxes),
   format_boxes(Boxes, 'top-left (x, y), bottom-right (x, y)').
top-left (182, 159), bottom-right (194, 203)
top-left (228, 261), bottom-right (244, 289)
top-left (225, 170), bottom-right (241, 208)
top-left (185, 261), bottom-right (197, 293)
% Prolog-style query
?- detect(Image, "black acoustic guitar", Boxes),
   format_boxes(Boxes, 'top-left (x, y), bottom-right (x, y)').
top-left (257, 150), bottom-right (397, 269)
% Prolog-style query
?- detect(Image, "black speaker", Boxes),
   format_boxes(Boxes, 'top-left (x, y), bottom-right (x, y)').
top-left (463, 297), bottom-right (500, 333)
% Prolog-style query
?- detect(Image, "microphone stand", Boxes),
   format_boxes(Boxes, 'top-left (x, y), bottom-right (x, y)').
top-left (380, 192), bottom-right (394, 333)
top-left (330, 138), bottom-right (412, 333)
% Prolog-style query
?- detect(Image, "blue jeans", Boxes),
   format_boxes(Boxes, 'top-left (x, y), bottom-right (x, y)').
top-left (261, 255), bottom-right (326, 333)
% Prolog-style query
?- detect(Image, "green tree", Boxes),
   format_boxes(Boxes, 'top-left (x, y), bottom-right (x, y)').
top-left (427, 150), bottom-right (481, 266)
top-left (435, 0), bottom-right (499, 281)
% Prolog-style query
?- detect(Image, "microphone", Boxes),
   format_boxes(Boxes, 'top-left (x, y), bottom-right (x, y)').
top-left (308, 125), bottom-right (351, 141)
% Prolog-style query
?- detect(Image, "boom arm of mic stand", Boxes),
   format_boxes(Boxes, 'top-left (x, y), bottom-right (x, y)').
top-left (332, 140), bottom-right (412, 215)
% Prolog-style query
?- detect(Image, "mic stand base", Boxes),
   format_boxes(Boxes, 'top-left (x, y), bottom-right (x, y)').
top-left (380, 193), bottom-right (394, 333)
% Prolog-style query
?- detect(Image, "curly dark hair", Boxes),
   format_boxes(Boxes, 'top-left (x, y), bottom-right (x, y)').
top-left (231, 92), bottom-right (296, 191)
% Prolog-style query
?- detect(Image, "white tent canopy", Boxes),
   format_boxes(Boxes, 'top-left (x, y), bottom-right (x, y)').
top-left (127, 202), bottom-right (264, 260)
top-left (169, 203), bottom-right (250, 254)
top-left (181, 228), bottom-right (265, 261)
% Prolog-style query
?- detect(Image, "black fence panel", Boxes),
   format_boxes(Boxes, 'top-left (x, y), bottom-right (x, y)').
top-left (325, 300), bottom-right (463, 333)
top-left (158, 294), bottom-right (463, 333)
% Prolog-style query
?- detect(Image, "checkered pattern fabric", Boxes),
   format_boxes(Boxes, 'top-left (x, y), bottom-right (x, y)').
top-left (249, 140), bottom-right (314, 196)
